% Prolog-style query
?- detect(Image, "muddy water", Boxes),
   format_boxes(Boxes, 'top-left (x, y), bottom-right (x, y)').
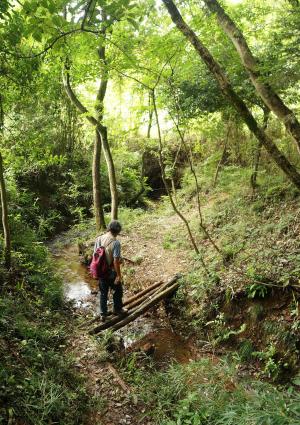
top-left (54, 244), bottom-right (193, 364)
top-left (53, 244), bottom-right (98, 308)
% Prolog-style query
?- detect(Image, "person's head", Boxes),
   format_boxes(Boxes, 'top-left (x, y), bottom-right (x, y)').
top-left (107, 220), bottom-right (122, 236)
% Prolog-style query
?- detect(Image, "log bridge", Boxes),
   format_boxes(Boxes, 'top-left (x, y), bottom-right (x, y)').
top-left (87, 274), bottom-right (182, 335)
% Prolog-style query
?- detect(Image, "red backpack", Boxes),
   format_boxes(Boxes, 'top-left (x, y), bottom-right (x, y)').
top-left (90, 239), bottom-right (113, 279)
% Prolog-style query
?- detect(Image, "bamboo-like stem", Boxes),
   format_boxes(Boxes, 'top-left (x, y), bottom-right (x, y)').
top-left (125, 284), bottom-right (165, 311)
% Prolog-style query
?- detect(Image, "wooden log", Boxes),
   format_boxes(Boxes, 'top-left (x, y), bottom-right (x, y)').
top-left (125, 285), bottom-right (165, 311)
top-left (109, 282), bottom-right (179, 333)
top-left (88, 275), bottom-right (181, 333)
top-left (81, 281), bottom-right (166, 329)
top-left (91, 276), bottom-right (181, 335)
top-left (123, 280), bottom-right (164, 306)
top-left (89, 275), bottom-right (181, 334)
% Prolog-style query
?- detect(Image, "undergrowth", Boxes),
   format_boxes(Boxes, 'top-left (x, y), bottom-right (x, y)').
top-left (120, 355), bottom-right (300, 424)
top-left (166, 163), bottom-right (300, 377)
top-left (0, 221), bottom-right (95, 424)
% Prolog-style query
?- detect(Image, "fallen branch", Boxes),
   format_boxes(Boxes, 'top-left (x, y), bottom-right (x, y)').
top-left (106, 362), bottom-right (131, 393)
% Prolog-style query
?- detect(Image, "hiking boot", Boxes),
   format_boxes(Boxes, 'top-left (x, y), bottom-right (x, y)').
top-left (100, 314), bottom-right (107, 322)
top-left (113, 308), bottom-right (128, 316)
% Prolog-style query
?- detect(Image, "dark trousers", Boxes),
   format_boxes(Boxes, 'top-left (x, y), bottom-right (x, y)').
top-left (99, 270), bottom-right (123, 315)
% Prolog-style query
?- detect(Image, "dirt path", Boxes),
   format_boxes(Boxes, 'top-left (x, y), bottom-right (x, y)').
top-left (69, 333), bottom-right (153, 425)
top-left (121, 211), bottom-right (190, 292)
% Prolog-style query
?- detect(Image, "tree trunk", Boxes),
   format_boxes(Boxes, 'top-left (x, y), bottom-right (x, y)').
top-left (93, 129), bottom-right (106, 230)
top-left (96, 39), bottom-right (118, 220)
top-left (0, 152), bottom-right (11, 269)
top-left (152, 89), bottom-right (202, 256)
top-left (162, 0), bottom-right (300, 190)
top-left (203, 0), bottom-right (300, 154)
top-left (147, 92), bottom-right (153, 138)
top-left (62, 67), bottom-right (106, 227)
top-left (97, 125), bottom-right (118, 219)
top-left (250, 108), bottom-right (270, 190)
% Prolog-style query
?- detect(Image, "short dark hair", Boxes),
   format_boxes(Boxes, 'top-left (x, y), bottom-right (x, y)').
top-left (107, 220), bottom-right (122, 235)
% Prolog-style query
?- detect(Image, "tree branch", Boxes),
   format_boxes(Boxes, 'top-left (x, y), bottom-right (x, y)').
top-left (62, 64), bottom-right (104, 131)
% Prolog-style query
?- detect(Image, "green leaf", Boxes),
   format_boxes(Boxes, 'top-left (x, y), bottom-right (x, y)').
top-left (32, 30), bottom-right (42, 42)
top-left (127, 17), bottom-right (139, 30)
top-left (292, 377), bottom-right (300, 386)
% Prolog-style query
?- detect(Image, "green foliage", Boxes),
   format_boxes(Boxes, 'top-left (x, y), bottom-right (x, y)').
top-left (253, 344), bottom-right (283, 379)
top-left (130, 358), bottom-right (300, 424)
top-left (0, 223), bottom-right (95, 423)
top-left (238, 340), bottom-right (255, 362)
top-left (245, 282), bottom-right (269, 299)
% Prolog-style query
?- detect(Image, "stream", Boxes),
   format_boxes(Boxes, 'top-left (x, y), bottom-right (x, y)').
top-left (53, 243), bottom-right (194, 365)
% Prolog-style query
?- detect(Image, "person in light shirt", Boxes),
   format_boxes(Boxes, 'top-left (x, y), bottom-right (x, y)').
top-left (93, 220), bottom-right (127, 321)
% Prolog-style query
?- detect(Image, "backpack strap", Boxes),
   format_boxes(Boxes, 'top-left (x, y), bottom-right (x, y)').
top-left (98, 234), bottom-right (115, 249)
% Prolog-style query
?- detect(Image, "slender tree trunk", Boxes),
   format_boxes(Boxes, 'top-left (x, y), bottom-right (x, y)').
top-left (250, 108), bottom-right (270, 190)
top-left (96, 38), bottom-right (118, 220)
top-left (0, 96), bottom-right (11, 269)
top-left (97, 125), bottom-right (118, 219)
top-left (147, 92), bottom-right (153, 138)
top-left (213, 122), bottom-right (231, 187)
top-left (93, 129), bottom-right (106, 230)
top-left (0, 153), bottom-right (11, 270)
top-left (62, 67), bottom-right (106, 229)
top-left (170, 140), bottom-right (183, 202)
top-left (152, 89), bottom-right (208, 268)
top-left (202, 0), bottom-right (300, 153)
top-left (169, 112), bottom-right (222, 255)
top-left (162, 0), bottom-right (300, 190)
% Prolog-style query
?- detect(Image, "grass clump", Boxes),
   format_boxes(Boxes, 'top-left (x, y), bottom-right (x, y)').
top-left (133, 357), bottom-right (300, 424)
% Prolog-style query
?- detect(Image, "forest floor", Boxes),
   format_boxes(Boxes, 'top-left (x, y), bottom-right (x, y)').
top-left (53, 178), bottom-right (300, 424)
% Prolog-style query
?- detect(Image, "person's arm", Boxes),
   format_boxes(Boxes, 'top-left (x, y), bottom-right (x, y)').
top-left (112, 240), bottom-right (122, 284)
top-left (114, 258), bottom-right (122, 284)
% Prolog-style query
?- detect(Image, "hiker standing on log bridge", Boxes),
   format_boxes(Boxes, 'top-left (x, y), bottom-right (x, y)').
top-left (93, 220), bottom-right (127, 322)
